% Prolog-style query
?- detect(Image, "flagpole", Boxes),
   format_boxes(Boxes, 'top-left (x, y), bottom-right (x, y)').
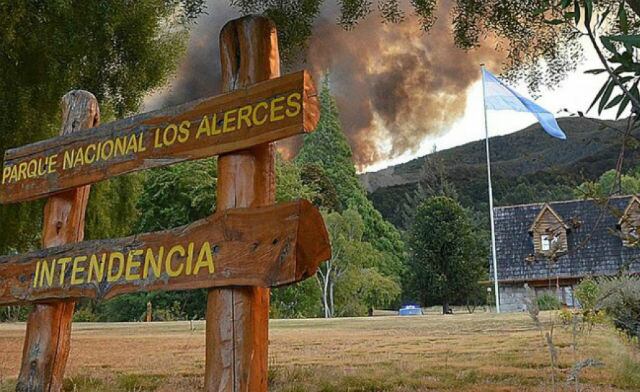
top-left (481, 64), bottom-right (501, 314)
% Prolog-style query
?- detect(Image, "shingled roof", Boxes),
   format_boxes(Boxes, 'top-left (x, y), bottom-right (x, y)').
top-left (491, 195), bottom-right (640, 283)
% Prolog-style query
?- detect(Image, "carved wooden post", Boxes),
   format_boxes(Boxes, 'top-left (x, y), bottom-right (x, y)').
top-left (16, 91), bottom-right (99, 392)
top-left (205, 15), bottom-right (278, 391)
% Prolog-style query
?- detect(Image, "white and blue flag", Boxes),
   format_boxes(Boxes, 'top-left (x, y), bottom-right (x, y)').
top-left (482, 68), bottom-right (566, 140)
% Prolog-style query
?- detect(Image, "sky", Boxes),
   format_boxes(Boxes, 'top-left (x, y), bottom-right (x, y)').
top-left (365, 38), bottom-right (617, 172)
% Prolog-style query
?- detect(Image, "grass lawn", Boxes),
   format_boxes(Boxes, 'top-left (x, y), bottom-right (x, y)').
top-left (0, 311), bottom-right (638, 391)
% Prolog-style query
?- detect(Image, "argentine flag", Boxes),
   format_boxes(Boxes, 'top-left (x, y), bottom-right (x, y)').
top-left (482, 69), bottom-right (566, 140)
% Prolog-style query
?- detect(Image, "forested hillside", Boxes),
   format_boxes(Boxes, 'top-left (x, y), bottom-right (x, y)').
top-left (361, 117), bottom-right (640, 229)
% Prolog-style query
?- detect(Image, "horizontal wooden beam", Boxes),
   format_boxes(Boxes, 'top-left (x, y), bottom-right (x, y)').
top-left (0, 71), bottom-right (319, 204)
top-left (0, 200), bottom-right (330, 305)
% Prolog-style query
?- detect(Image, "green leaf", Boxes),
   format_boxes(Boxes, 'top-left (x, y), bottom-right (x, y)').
top-left (544, 19), bottom-right (565, 25)
top-left (584, 68), bottom-right (606, 74)
top-left (561, 0), bottom-right (571, 7)
top-left (600, 36), bottom-right (616, 53)
top-left (532, 7), bottom-right (547, 16)
top-left (607, 35), bottom-right (640, 47)
top-left (605, 94), bottom-right (623, 109)
top-left (574, 0), bottom-right (581, 24)
top-left (616, 95), bottom-right (631, 119)
top-left (588, 78), bottom-right (611, 113)
top-left (598, 79), bottom-right (615, 114)
top-left (583, 0), bottom-right (593, 26)
top-left (619, 2), bottom-right (629, 34)
top-left (619, 76), bottom-right (635, 84)
top-left (630, 83), bottom-right (640, 103)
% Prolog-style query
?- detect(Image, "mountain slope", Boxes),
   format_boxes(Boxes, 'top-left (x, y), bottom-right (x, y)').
top-left (361, 117), bottom-right (640, 228)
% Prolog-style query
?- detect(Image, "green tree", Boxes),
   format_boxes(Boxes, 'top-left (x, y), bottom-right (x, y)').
top-left (575, 168), bottom-right (640, 198)
top-left (96, 154), bottom-right (322, 321)
top-left (0, 0), bottom-right (204, 253)
top-left (319, 208), bottom-right (401, 317)
top-left (270, 155), bottom-right (322, 318)
top-left (296, 77), bottom-right (405, 280)
top-left (395, 146), bottom-right (459, 230)
top-left (91, 158), bottom-right (217, 321)
top-left (299, 163), bottom-right (341, 211)
top-left (136, 159), bottom-right (217, 232)
top-left (408, 196), bottom-right (486, 314)
top-left (270, 279), bottom-right (322, 318)
top-left (275, 153), bottom-right (318, 203)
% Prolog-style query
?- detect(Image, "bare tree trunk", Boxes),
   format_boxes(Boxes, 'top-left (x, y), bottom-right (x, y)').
top-left (322, 264), bottom-right (331, 318)
top-left (329, 280), bottom-right (335, 318)
top-left (443, 299), bottom-right (450, 315)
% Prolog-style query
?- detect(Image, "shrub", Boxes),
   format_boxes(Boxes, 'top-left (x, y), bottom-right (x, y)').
top-left (536, 292), bottom-right (561, 310)
top-left (575, 278), bottom-right (607, 326)
top-left (575, 278), bottom-right (599, 310)
top-left (596, 275), bottom-right (640, 340)
top-left (73, 307), bottom-right (97, 322)
top-left (0, 305), bottom-right (31, 322)
top-left (558, 308), bottom-right (573, 324)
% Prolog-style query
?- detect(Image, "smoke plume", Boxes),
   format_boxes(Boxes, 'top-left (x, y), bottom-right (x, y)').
top-left (145, 1), bottom-right (504, 169)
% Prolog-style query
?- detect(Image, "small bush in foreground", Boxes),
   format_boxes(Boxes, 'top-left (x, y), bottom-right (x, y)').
top-left (536, 292), bottom-right (561, 310)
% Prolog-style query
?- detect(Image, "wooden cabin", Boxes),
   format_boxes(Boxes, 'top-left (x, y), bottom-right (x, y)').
top-left (492, 195), bottom-right (640, 312)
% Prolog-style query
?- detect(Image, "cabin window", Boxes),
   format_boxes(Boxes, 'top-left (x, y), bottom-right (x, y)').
top-left (540, 234), bottom-right (559, 252)
top-left (541, 235), bottom-right (550, 251)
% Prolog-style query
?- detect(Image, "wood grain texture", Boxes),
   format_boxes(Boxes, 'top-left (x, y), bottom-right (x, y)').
top-left (1, 71), bottom-right (318, 204)
top-left (206, 15), bottom-right (280, 392)
top-left (16, 90), bottom-right (99, 392)
top-left (0, 200), bottom-right (329, 306)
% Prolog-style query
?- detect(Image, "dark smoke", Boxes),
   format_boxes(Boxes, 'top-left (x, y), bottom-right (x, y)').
top-left (143, 4), bottom-right (240, 110)
top-left (145, 1), bottom-right (504, 169)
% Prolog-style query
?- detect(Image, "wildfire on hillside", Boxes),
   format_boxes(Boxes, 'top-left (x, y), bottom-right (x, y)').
top-left (145, 1), bottom-right (505, 170)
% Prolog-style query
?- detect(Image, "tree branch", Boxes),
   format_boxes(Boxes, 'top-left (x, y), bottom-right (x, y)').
top-left (584, 17), bottom-right (640, 113)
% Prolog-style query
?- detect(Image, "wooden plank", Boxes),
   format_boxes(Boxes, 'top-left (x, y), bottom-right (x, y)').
top-left (206, 15), bottom-right (279, 392)
top-left (0, 200), bottom-right (329, 306)
top-left (16, 90), bottom-right (99, 392)
top-left (1, 71), bottom-right (319, 204)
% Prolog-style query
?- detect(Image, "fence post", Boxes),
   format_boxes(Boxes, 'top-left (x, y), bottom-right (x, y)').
top-left (205, 15), bottom-right (279, 392)
top-left (16, 91), bottom-right (99, 392)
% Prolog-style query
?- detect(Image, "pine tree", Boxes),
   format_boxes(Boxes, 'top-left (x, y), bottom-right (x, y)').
top-left (408, 196), bottom-right (486, 314)
top-left (296, 76), bottom-right (405, 279)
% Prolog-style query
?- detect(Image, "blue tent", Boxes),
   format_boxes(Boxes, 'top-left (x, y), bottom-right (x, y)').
top-left (399, 305), bottom-right (422, 316)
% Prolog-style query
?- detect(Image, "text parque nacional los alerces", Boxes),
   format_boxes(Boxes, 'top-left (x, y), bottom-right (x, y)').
top-left (2, 91), bottom-right (302, 185)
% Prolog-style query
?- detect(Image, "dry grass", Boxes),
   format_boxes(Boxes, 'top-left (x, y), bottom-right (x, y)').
top-left (0, 311), bottom-right (638, 391)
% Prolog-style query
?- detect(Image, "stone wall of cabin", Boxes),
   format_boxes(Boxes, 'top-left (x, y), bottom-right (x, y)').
top-left (499, 285), bottom-right (528, 312)
top-left (499, 283), bottom-right (577, 313)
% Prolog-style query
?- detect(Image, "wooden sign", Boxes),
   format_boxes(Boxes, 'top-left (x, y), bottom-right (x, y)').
top-left (0, 70), bottom-right (319, 204)
top-left (0, 200), bottom-right (329, 305)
